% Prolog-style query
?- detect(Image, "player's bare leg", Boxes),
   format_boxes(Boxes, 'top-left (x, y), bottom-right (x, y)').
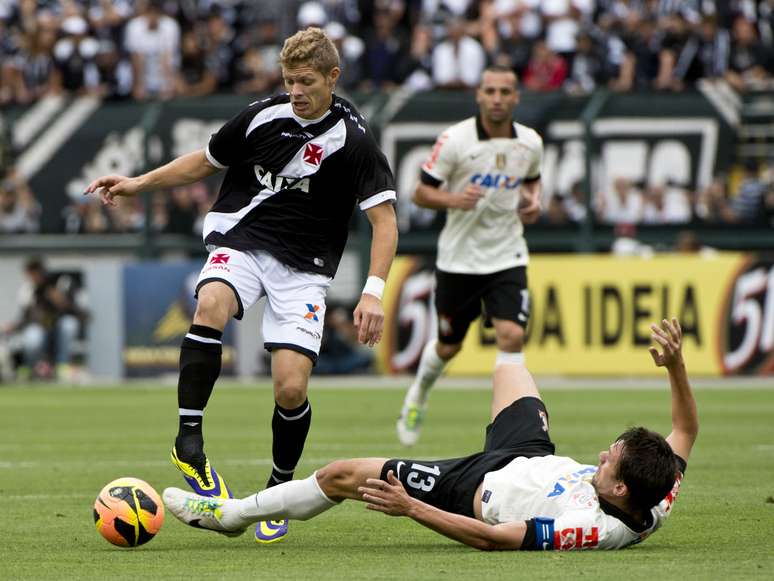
top-left (490, 318), bottom-right (533, 419)
top-left (397, 340), bottom-right (461, 446)
top-left (172, 281), bottom-right (238, 499)
top-left (163, 458), bottom-right (386, 534)
top-left (255, 349), bottom-right (314, 543)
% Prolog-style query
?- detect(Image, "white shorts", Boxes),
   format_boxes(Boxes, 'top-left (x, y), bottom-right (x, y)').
top-left (195, 248), bottom-right (331, 362)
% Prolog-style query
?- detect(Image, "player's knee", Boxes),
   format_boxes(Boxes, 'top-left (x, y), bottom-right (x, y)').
top-left (496, 324), bottom-right (525, 352)
top-left (273, 379), bottom-right (308, 409)
top-left (194, 293), bottom-right (228, 327)
top-left (437, 342), bottom-right (462, 360)
top-left (316, 460), bottom-right (354, 499)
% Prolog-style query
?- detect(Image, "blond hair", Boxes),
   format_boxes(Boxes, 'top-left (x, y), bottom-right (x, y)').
top-left (279, 27), bottom-right (340, 73)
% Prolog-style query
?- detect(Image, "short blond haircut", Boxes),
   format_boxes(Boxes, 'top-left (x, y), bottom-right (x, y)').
top-left (279, 27), bottom-right (340, 73)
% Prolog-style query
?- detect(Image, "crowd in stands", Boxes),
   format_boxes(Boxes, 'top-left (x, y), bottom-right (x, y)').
top-left (0, 0), bottom-right (772, 104)
top-left (545, 159), bottom-right (774, 228)
top-left (0, 0), bottom-right (772, 236)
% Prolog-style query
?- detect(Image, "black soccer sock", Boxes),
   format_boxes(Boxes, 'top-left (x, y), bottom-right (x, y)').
top-left (175, 324), bottom-right (223, 461)
top-left (266, 399), bottom-right (312, 488)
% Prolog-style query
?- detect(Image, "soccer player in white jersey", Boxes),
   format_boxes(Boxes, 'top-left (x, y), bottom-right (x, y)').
top-left (164, 318), bottom-right (697, 551)
top-left (396, 65), bottom-right (543, 446)
top-left (85, 28), bottom-right (398, 544)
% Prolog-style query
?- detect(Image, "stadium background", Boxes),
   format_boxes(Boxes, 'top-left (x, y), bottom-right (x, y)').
top-left (1, 0), bottom-right (771, 382)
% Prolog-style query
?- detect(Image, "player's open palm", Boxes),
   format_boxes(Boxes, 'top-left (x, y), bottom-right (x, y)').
top-left (649, 317), bottom-right (683, 369)
top-left (360, 471), bottom-right (412, 517)
top-left (84, 175), bottom-right (141, 206)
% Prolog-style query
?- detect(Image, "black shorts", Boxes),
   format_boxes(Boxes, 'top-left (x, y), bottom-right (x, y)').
top-left (381, 397), bottom-right (554, 517)
top-left (434, 266), bottom-right (529, 345)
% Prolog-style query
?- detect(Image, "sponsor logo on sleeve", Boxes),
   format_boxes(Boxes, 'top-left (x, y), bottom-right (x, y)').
top-left (555, 526), bottom-right (599, 550)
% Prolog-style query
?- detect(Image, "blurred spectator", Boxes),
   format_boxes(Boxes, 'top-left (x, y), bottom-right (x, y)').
top-left (298, 1), bottom-right (328, 29)
top-left (654, 13), bottom-right (704, 91)
top-left (315, 304), bottom-right (373, 375)
top-left (562, 180), bottom-right (590, 224)
top-left (565, 31), bottom-right (607, 93)
top-left (360, 4), bottom-right (408, 90)
top-left (0, 170), bottom-right (40, 233)
top-left (0, 257), bottom-right (88, 381)
top-left (400, 21), bottom-right (434, 91)
top-left (325, 20), bottom-right (365, 92)
top-left (723, 160), bottom-right (772, 224)
top-left (161, 186), bottom-right (198, 236)
top-left (614, 12), bottom-right (661, 91)
top-left (523, 39), bottom-right (568, 91)
top-left (124, 0), bottom-right (180, 101)
top-left (52, 16), bottom-right (101, 95)
top-left (176, 29), bottom-right (217, 97)
top-left (479, 0), bottom-right (531, 76)
top-left (695, 14), bottom-right (731, 81)
top-left (597, 177), bottom-right (643, 224)
top-left (540, 0), bottom-right (594, 64)
top-left (641, 183), bottom-right (691, 224)
top-left (93, 39), bottom-right (133, 100)
top-left (61, 196), bottom-right (111, 234)
top-left (431, 15), bottom-right (486, 89)
top-left (235, 17), bottom-right (283, 94)
top-left (725, 15), bottom-right (773, 91)
top-left (203, 6), bottom-right (237, 91)
top-left (12, 27), bottom-right (57, 104)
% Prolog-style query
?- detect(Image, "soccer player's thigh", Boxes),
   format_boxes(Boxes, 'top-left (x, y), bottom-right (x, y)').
top-left (482, 266), bottom-right (530, 343)
top-left (195, 248), bottom-right (265, 323)
top-left (483, 396), bottom-right (553, 455)
top-left (434, 270), bottom-right (485, 346)
top-left (261, 258), bottom-right (331, 371)
top-left (380, 456), bottom-right (472, 513)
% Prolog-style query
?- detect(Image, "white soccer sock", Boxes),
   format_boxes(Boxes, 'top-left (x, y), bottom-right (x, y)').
top-left (233, 473), bottom-right (338, 525)
top-left (406, 339), bottom-right (448, 406)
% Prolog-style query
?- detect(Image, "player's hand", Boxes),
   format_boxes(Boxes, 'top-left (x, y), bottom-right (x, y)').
top-left (84, 175), bottom-right (141, 206)
top-left (649, 318), bottom-right (684, 370)
top-left (359, 471), bottom-right (413, 517)
top-left (518, 191), bottom-right (541, 224)
top-left (353, 293), bottom-right (384, 347)
top-left (454, 184), bottom-right (483, 210)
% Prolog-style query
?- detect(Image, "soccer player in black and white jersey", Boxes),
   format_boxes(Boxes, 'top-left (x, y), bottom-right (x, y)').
top-left (164, 318), bottom-right (697, 552)
top-left (396, 65), bottom-right (543, 446)
top-left (85, 28), bottom-right (398, 544)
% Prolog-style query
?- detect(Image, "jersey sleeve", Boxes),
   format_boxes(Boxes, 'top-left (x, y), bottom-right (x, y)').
top-left (206, 99), bottom-right (268, 169)
top-left (421, 129), bottom-right (456, 185)
top-left (524, 132), bottom-right (543, 182)
top-left (349, 131), bottom-right (397, 211)
top-left (525, 511), bottom-right (633, 551)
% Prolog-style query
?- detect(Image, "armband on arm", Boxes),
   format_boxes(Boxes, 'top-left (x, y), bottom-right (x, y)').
top-left (522, 517), bottom-right (555, 551)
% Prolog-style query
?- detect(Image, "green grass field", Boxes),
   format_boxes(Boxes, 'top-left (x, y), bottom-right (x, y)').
top-left (1, 379), bottom-right (772, 580)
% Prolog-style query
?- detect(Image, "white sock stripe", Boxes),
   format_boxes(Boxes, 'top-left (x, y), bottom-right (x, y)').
top-left (272, 463), bottom-right (295, 474)
top-left (185, 333), bottom-right (222, 345)
top-left (495, 351), bottom-right (525, 365)
top-left (276, 403), bottom-right (311, 421)
top-left (269, 474), bottom-right (284, 484)
top-left (179, 408), bottom-right (204, 416)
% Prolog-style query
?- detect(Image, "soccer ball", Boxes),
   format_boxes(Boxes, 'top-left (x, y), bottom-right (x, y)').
top-left (93, 477), bottom-right (164, 547)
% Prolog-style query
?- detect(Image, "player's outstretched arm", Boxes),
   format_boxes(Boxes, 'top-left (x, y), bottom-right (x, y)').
top-left (649, 317), bottom-right (699, 461)
top-left (84, 149), bottom-right (220, 206)
top-left (360, 471), bottom-right (527, 551)
top-left (354, 202), bottom-right (397, 347)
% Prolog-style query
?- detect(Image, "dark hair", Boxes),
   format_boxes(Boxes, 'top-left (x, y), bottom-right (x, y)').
top-left (24, 256), bottom-right (45, 274)
top-left (616, 427), bottom-right (677, 512)
top-left (481, 65), bottom-right (519, 84)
